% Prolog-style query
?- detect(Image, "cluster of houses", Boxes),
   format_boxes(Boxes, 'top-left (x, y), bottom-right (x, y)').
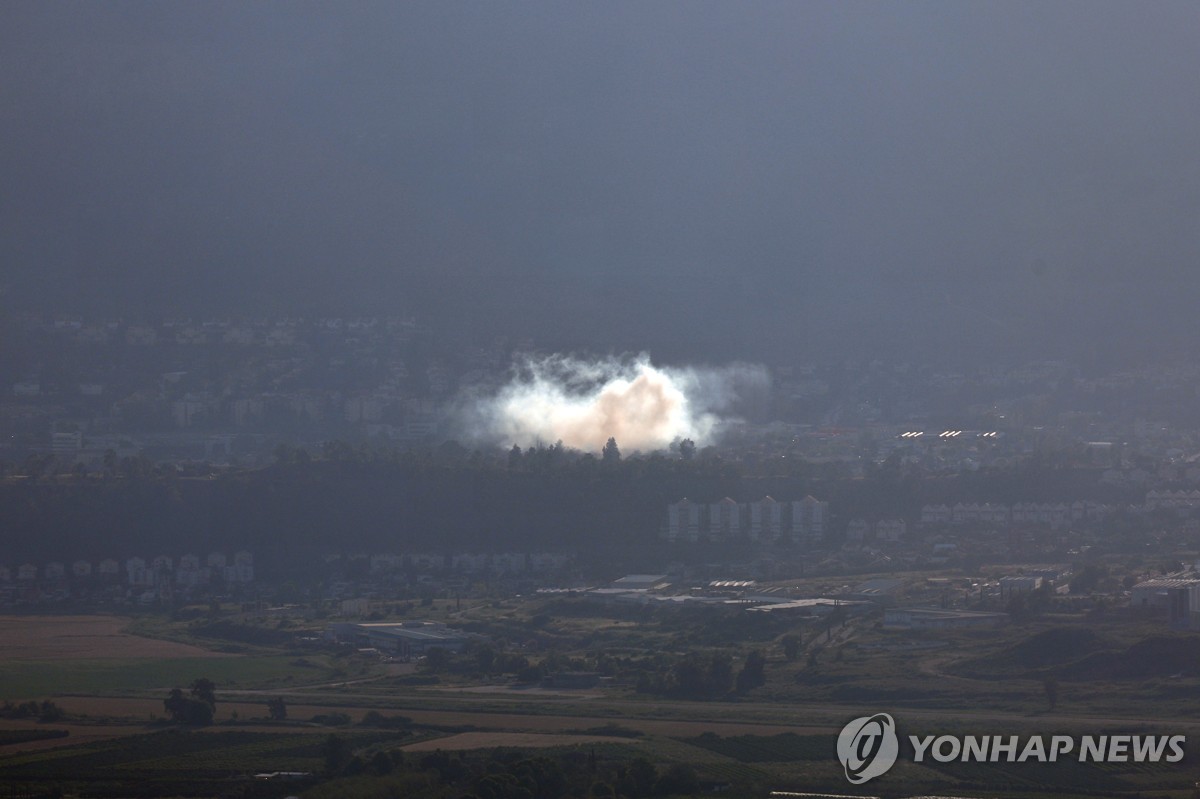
top-left (17, 315), bottom-right (427, 352)
top-left (846, 518), bottom-right (909, 543)
top-left (0, 551), bottom-right (254, 590)
top-left (919, 501), bottom-right (1113, 528)
top-left (7, 314), bottom-right (470, 460)
top-left (662, 496), bottom-right (830, 544)
top-left (365, 552), bottom-right (571, 575)
top-left (1144, 491), bottom-right (1200, 512)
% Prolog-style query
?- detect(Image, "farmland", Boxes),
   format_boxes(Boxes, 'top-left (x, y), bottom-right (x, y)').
top-left (3, 605), bottom-right (1200, 798)
top-left (0, 615), bottom-right (232, 661)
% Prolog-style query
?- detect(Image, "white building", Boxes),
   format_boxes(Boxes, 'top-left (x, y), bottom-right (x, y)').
top-left (1130, 578), bottom-right (1200, 609)
top-left (528, 552), bottom-right (569, 572)
top-left (666, 498), bottom-right (702, 543)
top-left (845, 519), bottom-right (871, 543)
top-left (492, 553), bottom-right (526, 573)
top-left (998, 575), bottom-right (1044, 600)
top-left (176, 554), bottom-right (205, 587)
top-left (708, 497), bottom-right (743, 541)
top-left (452, 553), bottom-right (489, 573)
top-left (921, 504), bottom-right (952, 525)
top-left (791, 496), bottom-right (828, 543)
top-left (126, 557), bottom-right (153, 586)
top-left (224, 552), bottom-right (254, 583)
top-left (370, 554), bottom-right (403, 573)
top-left (51, 431), bottom-right (83, 454)
top-left (876, 519), bottom-right (907, 542)
top-left (409, 553), bottom-right (445, 572)
top-left (749, 496), bottom-right (782, 542)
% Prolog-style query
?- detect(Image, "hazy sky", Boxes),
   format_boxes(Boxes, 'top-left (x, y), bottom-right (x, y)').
top-left (3, 1), bottom-right (1198, 363)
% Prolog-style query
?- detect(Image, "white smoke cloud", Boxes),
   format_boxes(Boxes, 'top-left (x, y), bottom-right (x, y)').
top-left (462, 354), bottom-right (769, 452)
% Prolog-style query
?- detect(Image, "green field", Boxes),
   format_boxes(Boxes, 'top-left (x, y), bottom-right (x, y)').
top-left (0, 654), bottom-right (345, 700)
top-left (0, 729), bottom-right (404, 797)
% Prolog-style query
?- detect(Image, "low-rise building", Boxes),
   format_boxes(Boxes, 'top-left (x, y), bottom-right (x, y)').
top-left (325, 621), bottom-right (473, 658)
top-left (1131, 578), bottom-right (1200, 609)
top-left (610, 574), bottom-right (668, 590)
top-left (999, 575), bottom-right (1044, 600)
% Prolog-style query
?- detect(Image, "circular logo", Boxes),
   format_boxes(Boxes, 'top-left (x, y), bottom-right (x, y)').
top-left (837, 713), bottom-right (899, 784)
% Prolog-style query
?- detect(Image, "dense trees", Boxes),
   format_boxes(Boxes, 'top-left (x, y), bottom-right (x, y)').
top-left (266, 697), bottom-right (287, 721)
top-left (420, 647), bottom-right (451, 673)
top-left (189, 678), bottom-right (216, 708)
top-left (164, 678), bottom-right (217, 725)
top-left (781, 634), bottom-right (802, 661)
top-left (1043, 676), bottom-right (1059, 710)
top-left (1070, 564), bottom-right (1110, 594)
top-left (320, 733), bottom-right (350, 774)
top-left (636, 651), bottom-right (734, 699)
top-left (163, 689), bottom-right (212, 725)
top-left (735, 650), bottom-right (767, 693)
top-left (0, 701), bottom-right (64, 722)
top-left (0, 441), bottom-right (753, 559)
top-left (8, 433), bottom-right (1136, 562)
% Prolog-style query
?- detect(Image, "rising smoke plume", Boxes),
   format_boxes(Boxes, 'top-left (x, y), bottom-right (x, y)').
top-left (460, 354), bottom-right (769, 452)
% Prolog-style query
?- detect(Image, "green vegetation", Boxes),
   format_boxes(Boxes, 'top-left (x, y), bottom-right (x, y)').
top-left (0, 700), bottom-right (65, 722)
top-left (0, 730), bottom-right (400, 797)
top-left (1, 717), bottom-right (1186, 799)
top-left (0, 654), bottom-right (344, 700)
top-left (266, 697), bottom-right (288, 721)
top-left (0, 729), bottom-right (69, 746)
top-left (2, 586), bottom-right (1199, 796)
top-left (163, 679), bottom-right (218, 726)
top-left (681, 732), bottom-right (831, 763)
top-left (0, 448), bottom-right (753, 560)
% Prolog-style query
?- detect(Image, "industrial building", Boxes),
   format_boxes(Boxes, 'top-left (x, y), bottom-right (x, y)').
top-left (1130, 577), bottom-right (1200, 629)
top-left (324, 621), bottom-right (474, 658)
